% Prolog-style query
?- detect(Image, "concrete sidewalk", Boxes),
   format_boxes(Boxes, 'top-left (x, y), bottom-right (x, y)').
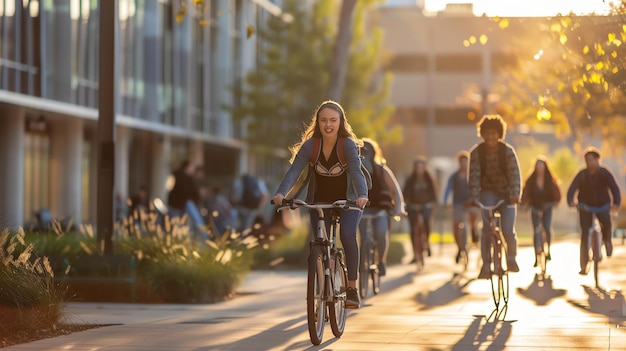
top-left (5, 240), bottom-right (626, 350)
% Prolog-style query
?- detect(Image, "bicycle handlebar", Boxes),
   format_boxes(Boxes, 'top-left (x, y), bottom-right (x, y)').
top-left (473, 199), bottom-right (506, 211)
top-left (272, 198), bottom-right (362, 212)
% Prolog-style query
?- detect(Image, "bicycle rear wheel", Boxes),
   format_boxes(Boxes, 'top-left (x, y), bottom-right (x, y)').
top-left (307, 246), bottom-right (326, 345)
top-left (329, 249), bottom-right (348, 337)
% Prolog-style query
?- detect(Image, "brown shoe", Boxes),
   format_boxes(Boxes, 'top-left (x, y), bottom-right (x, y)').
top-left (477, 266), bottom-right (491, 279)
top-left (345, 287), bottom-right (360, 309)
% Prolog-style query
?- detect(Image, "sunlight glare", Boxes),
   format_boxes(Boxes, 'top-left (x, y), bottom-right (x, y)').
top-left (425, 0), bottom-right (618, 17)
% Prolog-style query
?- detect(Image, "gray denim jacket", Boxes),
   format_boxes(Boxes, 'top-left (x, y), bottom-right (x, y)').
top-left (274, 137), bottom-right (369, 202)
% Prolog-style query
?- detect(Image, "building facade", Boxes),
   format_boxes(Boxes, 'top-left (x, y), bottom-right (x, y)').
top-left (373, 3), bottom-right (602, 189)
top-left (0, 0), bottom-right (289, 229)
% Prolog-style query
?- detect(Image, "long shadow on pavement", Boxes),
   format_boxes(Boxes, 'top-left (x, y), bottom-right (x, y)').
top-left (452, 305), bottom-right (515, 351)
top-left (517, 273), bottom-right (566, 306)
top-left (568, 285), bottom-right (626, 327)
top-left (192, 315), bottom-right (312, 351)
top-left (416, 272), bottom-right (473, 310)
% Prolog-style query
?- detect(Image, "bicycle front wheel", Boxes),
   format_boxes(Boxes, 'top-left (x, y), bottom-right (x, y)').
top-left (371, 246), bottom-right (380, 295)
top-left (307, 246), bottom-right (326, 345)
top-left (329, 249), bottom-right (348, 337)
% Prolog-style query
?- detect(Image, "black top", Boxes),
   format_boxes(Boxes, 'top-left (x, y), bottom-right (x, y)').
top-left (314, 145), bottom-right (347, 203)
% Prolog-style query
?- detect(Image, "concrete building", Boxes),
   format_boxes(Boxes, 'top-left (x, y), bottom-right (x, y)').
top-left (0, 0), bottom-right (289, 229)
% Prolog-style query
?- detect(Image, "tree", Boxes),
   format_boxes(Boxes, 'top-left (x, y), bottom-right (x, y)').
top-left (484, 3), bottom-right (626, 156)
top-left (327, 0), bottom-right (357, 101)
top-left (227, 0), bottom-right (401, 150)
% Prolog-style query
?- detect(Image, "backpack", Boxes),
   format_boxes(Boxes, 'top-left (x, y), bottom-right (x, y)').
top-left (240, 174), bottom-right (264, 209)
top-left (477, 142), bottom-right (508, 185)
top-left (368, 163), bottom-right (393, 210)
top-left (310, 137), bottom-right (372, 190)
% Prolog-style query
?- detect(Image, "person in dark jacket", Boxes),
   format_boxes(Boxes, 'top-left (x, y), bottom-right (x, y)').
top-left (521, 156), bottom-right (561, 266)
top-left (168, 160), bottom-right (198, 215)
top-left (403, 157), bottom-right (438, 266)
top-left (566, 147), bottom-right (621, 275)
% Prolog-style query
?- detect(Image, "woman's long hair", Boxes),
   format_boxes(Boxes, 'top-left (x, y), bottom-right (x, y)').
top-left (526, 155), bottom-right (559, 188)
top-left (288, 100), bottom-right (362, 163)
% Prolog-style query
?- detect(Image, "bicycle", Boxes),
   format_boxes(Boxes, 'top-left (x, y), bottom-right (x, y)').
top-left (455, 207), bottom-right (473, 271)
top-left (358, 210), bottom-right (385, 299)
top-left (577, 203), bottom-right (610, 289)
top-left (530, 205), bottom-right (551, 278)
top-left (407, 203), bottom-right (433, 270)
top-left (273, 198), bottom-right (361, 346)
top-left (474, 199), bottom-right (509, 308)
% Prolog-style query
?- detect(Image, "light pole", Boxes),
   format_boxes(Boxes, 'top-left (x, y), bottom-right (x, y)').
top-left (97, 0), bottom-right (117, 254)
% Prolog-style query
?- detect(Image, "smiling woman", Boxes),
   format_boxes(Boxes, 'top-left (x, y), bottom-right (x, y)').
top-left (424, 0), bottom-right (618, 17)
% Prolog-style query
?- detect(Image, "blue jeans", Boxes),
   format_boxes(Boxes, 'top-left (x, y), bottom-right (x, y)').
top-left (309, 208), bottom-right (362, 281)
top-left (480, 191), bottom-right (518, 265)
top-left (358, 208), bottom-right (390, 265)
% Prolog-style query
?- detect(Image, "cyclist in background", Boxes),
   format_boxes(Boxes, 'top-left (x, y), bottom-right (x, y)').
top-left (566, 147), bottom-right (621, 275)
top-left (521, 156), bottom-right (561, 267)
top-left (403, 157), bottom-right (438, 261)
top-left (443, 150), bottom-right (481, 264)
top-left (467, 114), bottom-right (522, 279)
top-left (272, 100), bottom-right (369, 309)
top-left (359, 138), bottom-right (406, 276)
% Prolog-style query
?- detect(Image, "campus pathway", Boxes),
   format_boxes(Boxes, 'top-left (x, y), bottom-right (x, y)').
top-left (6, 239), bottom-right (626, 350)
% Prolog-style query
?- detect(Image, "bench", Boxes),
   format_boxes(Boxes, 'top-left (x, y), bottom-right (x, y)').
top-left (50, 254), bottom-right (138, 302)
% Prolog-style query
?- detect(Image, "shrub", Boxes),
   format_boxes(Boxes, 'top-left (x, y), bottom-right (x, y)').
top-left (0, 229), bottom-right (64, 334)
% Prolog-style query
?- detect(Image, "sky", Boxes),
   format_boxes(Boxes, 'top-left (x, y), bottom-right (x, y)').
top-left (398, 0), bottom-right (621, 17)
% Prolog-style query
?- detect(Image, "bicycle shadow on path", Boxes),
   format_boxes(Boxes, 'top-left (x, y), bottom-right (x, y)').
top-left (568, 285), bottom-right (626, 325)
top-left (516, 273), bottom-right (566, 306)
top-left (452, 306), bottom-right (515, 351)
top-left (416, 272), bottom-right (474, 310)
top-left (194, 315), bottom-right (313, 351)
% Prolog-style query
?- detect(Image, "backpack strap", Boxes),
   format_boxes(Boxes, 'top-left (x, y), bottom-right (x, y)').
top-left (310, 137), bottom-right (349, 165)
top-left (337, 137), bottom-right (348, 166)
top-left (310, 137), bottom-right (322, 164)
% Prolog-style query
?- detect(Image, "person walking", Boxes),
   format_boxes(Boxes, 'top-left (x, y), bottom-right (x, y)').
top-left (520, 156), bottom-right (561, 266)
top-left (566, 147), bottom-right (621, 275)
top-left (467, 114), bottom-right (522, 279)
top-left (271, 100), bottom-right (369, 309)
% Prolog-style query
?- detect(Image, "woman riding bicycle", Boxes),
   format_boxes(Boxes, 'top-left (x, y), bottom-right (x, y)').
top-left (403, 157), bottom-right (438, 264)
top-left (521, 156), bottom-right (561, 267)
top-left (359, 138), bottom-right (406, 277)
top-left (272, 100), bottom-right (369, 309)
top-left (566, 147), bottom-right (621, 275)
top-left (467, 114), bottom-right (522, 280)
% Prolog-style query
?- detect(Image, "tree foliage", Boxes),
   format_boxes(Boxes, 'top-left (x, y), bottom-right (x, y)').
top-left (227, 0), bottom-right (401, 149)
top-left (486, 2), bottom-right (626, 156)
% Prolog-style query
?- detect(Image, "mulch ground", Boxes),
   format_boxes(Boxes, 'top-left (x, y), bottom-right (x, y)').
top-left (1, 324), bottom-right (106, 348)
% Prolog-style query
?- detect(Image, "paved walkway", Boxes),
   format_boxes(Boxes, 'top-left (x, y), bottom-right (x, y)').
top-left (5, 239), bottom-right (626, 350)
